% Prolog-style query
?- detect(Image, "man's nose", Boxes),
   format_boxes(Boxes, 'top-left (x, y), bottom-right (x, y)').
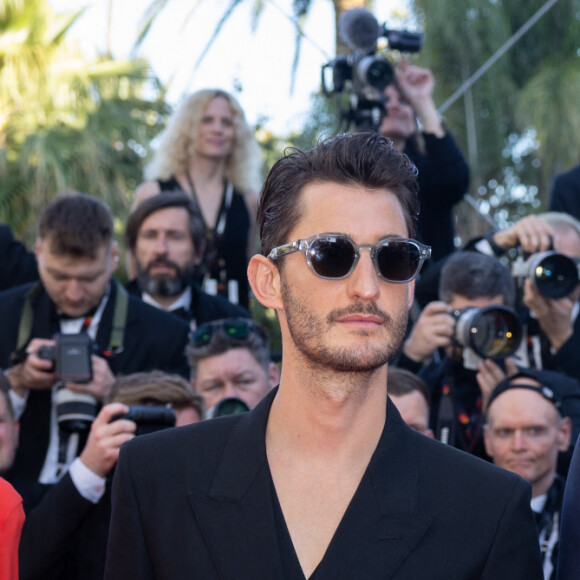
top-left (346, 249), bottom-right (380, 301)
top-left (65, 279), bottom-right (83, 301)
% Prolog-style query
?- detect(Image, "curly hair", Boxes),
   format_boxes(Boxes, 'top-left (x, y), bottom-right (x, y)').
top-left (144, 89), bottom-right (262, 194)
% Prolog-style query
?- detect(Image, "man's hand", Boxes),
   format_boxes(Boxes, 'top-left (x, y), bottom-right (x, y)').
top-left (523, 279), bottom-right (575, 351)
top-left (492, 214), bottom-right (554, 254)
top-left (477, 357), bottom-right (518, 412)
top-left (395, 58), bottom-right (444, 137)
top-left (6, 338), bottom-right (57, 397)
top-left (403, 301), bottom-right (455, 363)
top-left (79, 403), bottom-right (136, 477)
top-left (65, 355), bottom-right (115, 403)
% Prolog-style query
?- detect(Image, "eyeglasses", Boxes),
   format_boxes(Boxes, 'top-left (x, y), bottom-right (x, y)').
top-left (268, 233), bottom-right (431, 283)
top-left (190, 319), bottom-right (267, 348)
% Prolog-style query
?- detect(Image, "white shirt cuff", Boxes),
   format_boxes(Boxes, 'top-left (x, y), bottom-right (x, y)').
top-left (8, 387), bottom-right (28, 420)
top-left (68, 457), bottom-right (106, 504)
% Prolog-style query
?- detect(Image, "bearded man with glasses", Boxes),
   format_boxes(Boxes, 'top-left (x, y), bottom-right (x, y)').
top-left (105, 133), bottom-right (542, 579)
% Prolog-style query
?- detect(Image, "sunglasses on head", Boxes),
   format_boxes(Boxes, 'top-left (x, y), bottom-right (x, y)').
top-left (190, 319), bottom-right (267, 348)
top-left (268, 233), bottom-right (431, 283)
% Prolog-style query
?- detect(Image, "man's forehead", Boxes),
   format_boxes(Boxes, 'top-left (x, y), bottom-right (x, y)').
top-left (488, 386), bottom-right (558, 421)
top-left (293, 181), bottom-right (408, 238)
top-left (139, 207), bottom-right (190, 230)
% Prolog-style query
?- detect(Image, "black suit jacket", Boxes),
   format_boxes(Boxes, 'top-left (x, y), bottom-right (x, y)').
top-left (105, 390), bottom-right (543, 579)
top-left (16, 472), bottom-right (112, 580)
top-left (125, 278), bottom-right (249, 326)
top-left (0, 280), bottom-right (190, 480)
top-left (558, 433), bottom-right (580, 580)
top-left (0, 224), bottom-right (38, 292)
top-left (548, 164), bottom-right (580, 220)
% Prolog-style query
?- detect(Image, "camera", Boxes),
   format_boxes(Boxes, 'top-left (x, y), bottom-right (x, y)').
top-left (452, 305), bottom-right (523, 370)
top-left (321, 8), bottom-right (423, 131)
top-left (38, 333), bottom-right (98, 432)
top-left (110, 405), bottom-right (176, 436)
top-left (38, 333), bottom-right (94, 383)
top-left (511, 252), bottom-right (580, 299)
top-left (205, 397), bottom-right (250, 420)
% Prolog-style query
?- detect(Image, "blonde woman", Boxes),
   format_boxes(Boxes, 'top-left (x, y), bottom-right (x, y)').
top-left (134, 89), bottom-right (262, 308)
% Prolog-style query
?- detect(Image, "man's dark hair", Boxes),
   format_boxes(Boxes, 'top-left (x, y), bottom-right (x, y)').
top-left (257, 132), bottom-right (420, 257)
top-left (125, 192), bottom-right (205, 254)
top-left (186, 318), bottom-right (271, 379)
top-left (439, 251), bottom-right (516, 307)
top-left (37, 192), bottom-right (114, 259)
top-left (388, 367), bottom-right (431, 407)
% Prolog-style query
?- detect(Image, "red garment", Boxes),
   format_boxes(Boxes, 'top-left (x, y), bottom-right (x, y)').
top-left (0, 477), bottom-right (25, 580)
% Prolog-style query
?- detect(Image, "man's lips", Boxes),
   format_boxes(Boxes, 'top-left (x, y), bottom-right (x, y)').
top-left (336, 314), bottom-right (384, 327)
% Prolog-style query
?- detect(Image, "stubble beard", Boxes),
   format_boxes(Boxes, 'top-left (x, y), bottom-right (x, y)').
top-left (280, 279), bottom-right (409, 375)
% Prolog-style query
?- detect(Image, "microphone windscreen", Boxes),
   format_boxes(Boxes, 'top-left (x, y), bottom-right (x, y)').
top-left (338, 8), bottom-right (380, 53)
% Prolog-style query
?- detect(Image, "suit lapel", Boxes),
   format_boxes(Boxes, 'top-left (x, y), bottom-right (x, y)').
top-left (318, 399), bottom-right (436, 579)
top-left (188, 393), bottom-right (435, 580)
top-left (187, 390), bottom-right (284, 579)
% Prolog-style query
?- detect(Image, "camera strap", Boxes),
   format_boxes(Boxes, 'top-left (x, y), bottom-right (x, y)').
top-left (14, 279), bottom-right (129, 358)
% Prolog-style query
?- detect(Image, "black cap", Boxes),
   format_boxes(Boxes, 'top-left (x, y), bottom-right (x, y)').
top-left (487, 368), bottom-right (580, 415)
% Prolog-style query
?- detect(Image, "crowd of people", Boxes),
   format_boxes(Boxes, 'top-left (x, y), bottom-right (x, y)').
top-left (0, 59), bottom-right (579, 580)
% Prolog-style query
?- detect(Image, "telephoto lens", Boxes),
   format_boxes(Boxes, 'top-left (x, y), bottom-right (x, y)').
top-left (453, 305), bottom-right (523, 359)
top-left (512, 251), bottom-right (580, 299)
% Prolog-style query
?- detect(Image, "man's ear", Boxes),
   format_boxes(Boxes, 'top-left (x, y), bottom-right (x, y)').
top-left (558, 417), bottom-right (573, 452)
top-left (189, 377), bottom-right (197, 392)
top-left (34, 238), bottom-right (42, 260)
top-left (193, 239), bottom-right (206, 266)
top-left (248, 254), bottom-right (283, 311)
top-left (110, 242), bottom-right (120, 273)
top-left (267, 362), bottom-right (280, 388)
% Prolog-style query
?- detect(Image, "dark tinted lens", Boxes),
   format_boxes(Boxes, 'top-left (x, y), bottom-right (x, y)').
top-left (192, 325), bottom-right (214, 347)
top-left (376, 241), bottom-right (420, 282)
top-left (309, 237), bottom-right (356, 278)
top-left (533, 253), bottom-right (579, 299)
top-left (223, 321), bottom-right (250, 340)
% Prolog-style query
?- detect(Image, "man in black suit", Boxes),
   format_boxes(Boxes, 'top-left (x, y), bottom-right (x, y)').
top-left (549, 163), bottom-right (580, 220)
top-left (0, 224), bottom-right (38, 291)
top-left (125, 192), bottom-right (248, 330)
top-left (0, 192), bottom-right (190, 488)
top-left (105, 133), bottom-right (542, 579)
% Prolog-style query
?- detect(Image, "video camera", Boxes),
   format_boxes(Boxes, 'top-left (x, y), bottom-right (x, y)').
top-left (111, 405), bottom-right (176, 436)
top-left (511, 251), bottom-right (580, 299)
top-left (321, 8), bottom-right (423, 132)
top-left (452, 305), bottom-right (523, 371)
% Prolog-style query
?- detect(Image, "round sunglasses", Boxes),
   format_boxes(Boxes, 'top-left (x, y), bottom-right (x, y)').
top-left (268, 233), bottom-right (431, 283)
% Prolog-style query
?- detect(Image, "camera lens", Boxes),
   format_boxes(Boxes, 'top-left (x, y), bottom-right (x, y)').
top-left (55, 386), bottom-right (98, 432)
top-left (210, 397), bottom-right (250, 418)
top-left (529, 252), bottom-right (579, 299)
top-left (356, 56), bottom-right (394, 91)
top-left (455, 306), bottom-right (523, 359)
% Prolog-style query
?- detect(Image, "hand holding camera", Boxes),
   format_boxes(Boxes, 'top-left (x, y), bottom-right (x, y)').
top-left (403, 301), bottom-right (455, 363)
top-left (80, 403), bottom-right (136, 478)
top-left (6, 337), bottom-right (57, 396)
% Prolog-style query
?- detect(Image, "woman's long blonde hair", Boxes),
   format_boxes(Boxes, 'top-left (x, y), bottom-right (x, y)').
top-left (144, 89), bottom-right (262, 194)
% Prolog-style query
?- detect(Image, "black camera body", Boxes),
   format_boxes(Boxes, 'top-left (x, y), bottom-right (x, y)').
top-left (111, 405), bottom-right (176, 436)
top-left (452, 305), bottom-right (523, 370)
top-left (38, 333), bottom-right (94, 383)
top-left (321, 8), bottom-right (423, 131)
top-left (511, 251), bottom-right (580, 299)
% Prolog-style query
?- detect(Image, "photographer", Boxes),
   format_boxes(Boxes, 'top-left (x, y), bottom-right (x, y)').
top-left (18, 371), bottom-right (199, 580)
top-left (186, 318), bottom-right (279, 417)
top-left (395, 251), bottom-right (520, 458)
top-left (379, 59), bottom-right (469, 262)
top-left (0, 193), bottom-right (190, 491)
top-left (471, 212), bottom-right (580, 382)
